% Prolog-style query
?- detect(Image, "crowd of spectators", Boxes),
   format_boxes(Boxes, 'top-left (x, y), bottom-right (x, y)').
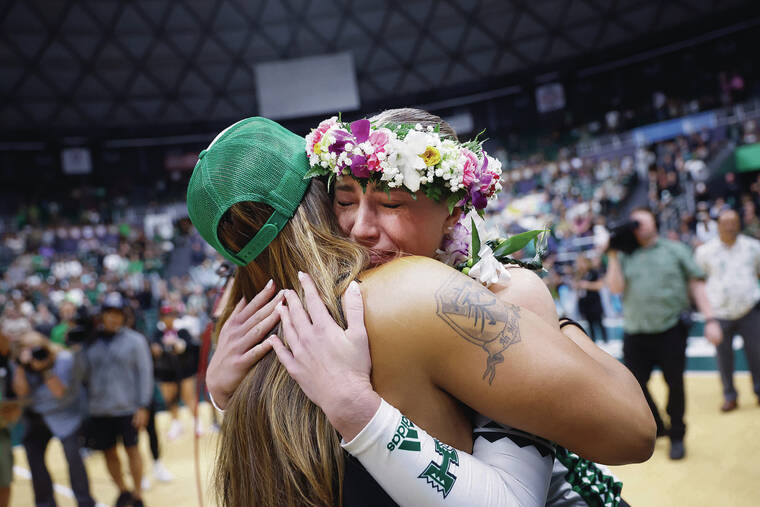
top-left (0, 211), bottom-right (225, 506)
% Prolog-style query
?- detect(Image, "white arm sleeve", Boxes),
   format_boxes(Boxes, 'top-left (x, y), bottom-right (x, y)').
top-left (342, 399), bottom-right (546, 507)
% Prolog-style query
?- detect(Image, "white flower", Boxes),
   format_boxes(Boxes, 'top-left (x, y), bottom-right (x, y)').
top-left (469, 244), bottom-right (511, 287)
top-left (415, 123), bottom-right (423, 130)
top-left (392, 131), bottom-right (429, 192)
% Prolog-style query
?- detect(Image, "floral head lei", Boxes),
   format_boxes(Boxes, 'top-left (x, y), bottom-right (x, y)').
top-left (305, 116), bottom-right (502, 213)
top-left (305, 115), bottom-right (547, 286)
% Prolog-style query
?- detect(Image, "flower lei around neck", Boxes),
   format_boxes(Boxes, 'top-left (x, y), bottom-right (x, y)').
top-left (305, 115), bottom-right (546, 286)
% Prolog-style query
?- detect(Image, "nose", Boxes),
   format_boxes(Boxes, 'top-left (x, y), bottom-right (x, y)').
top-left (350, 201), bottom-right (380, 246)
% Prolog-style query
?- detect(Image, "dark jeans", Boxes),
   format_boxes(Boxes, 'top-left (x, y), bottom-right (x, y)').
top-left (623, 322), bottom-right (688, 441)
top-left (23, 412), bottom-right (95, 507)
top-left (717, 305), bottom-right (760, 402)
top-left (580, 310), bottom-right (607, 343)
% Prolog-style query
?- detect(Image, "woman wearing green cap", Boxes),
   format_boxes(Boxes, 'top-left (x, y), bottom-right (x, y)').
top-left (188, 114), bottom-right (653, 506)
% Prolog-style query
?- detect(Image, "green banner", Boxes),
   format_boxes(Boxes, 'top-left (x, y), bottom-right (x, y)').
top-left (736, 143), bottom-right (760, 172)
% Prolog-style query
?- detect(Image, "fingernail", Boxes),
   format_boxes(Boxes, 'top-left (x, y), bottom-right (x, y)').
top-left (265, 279), bottom-right (273, 289)
top-left (297, 271), bottom-right (304, 280)
top-left (349, 280), bottom-right (360, 293)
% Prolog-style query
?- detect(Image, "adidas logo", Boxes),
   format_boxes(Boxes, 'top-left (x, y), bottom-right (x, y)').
top-left (386, 416), bottom-right (421, 452)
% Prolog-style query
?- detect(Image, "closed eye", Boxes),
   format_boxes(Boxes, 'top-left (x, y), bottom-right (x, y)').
top-left (382, 204), bottom-right (401, 209)
top-left (336, 201), bottom-right (354, 207)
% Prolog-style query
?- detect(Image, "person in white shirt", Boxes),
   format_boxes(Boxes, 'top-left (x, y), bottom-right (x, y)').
top-left (695, 209), bottom-right (760, 411)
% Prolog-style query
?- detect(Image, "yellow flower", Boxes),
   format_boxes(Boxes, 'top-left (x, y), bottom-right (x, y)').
top-left (421, 146), bottom-right (441, 166)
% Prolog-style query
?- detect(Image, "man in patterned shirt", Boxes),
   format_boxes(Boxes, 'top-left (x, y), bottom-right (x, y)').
top-left (695, 209), bottom-right (760, 412)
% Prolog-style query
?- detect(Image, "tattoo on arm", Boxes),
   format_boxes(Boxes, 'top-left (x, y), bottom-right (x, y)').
top-left (435, 272), bottom-right (522, 384)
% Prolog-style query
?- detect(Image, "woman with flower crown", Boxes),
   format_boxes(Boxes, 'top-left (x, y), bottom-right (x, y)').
top-left (193, 112), bottom-right (653, 506)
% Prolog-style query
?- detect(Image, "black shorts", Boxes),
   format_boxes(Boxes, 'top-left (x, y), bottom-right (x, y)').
top-left (84, 415), bottom-right (139, 451)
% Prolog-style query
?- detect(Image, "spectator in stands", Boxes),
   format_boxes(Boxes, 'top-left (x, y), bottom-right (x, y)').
top-left (49, 298), bottom-right (78, 346)
top-left (743, 201), bottom-right (760, 239)
top-left (695, 211), bottom-right (718, 245)
top-left (84, 292), bottom-right (152, 507)
top-left (695, 209), bottom-right (760, 411)
top-left (12, 331), bottom-right (95, 507)
top-left (0, 330), bottom-right (21, 507)
top-left (574, 254), bottom-right (608, 343)
top-left (606, 207), bottom-right (722, 460)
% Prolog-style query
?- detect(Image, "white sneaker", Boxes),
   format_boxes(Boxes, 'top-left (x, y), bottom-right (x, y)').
top-left (153, 460), bottom-right (174, 482)
top-left (141, 476), bottom-right (151, 491)
top-left (167, 420), bottom-right (183, 441)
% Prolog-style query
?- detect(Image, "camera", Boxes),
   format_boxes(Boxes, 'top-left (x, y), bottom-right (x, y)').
top-left (607, 219), bottom-right (640, 254)
top-left (31, 347), bottom-right (50, 361)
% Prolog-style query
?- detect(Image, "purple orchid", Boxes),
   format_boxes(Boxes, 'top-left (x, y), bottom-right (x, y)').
top-left (350, 119), bottom-right (371, 144)
top-left (350, 155), bottom-right (370, 178)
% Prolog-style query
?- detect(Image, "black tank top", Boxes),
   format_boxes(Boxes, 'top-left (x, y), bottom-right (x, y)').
top-left (342, 454), bottom-right (398, 506)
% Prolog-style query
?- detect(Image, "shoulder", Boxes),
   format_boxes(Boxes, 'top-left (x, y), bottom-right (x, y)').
top-left (120, 329), bottom-right (148, 347)
top-left (741, 235), bottom-right (760, 250)
top-left (358, 255), bottom-right (469, 340)
top-left (694, 239), bottom-right (716, 257)
top-left (493, 268), bottom-right (558, 329)
top-left (660, 239), bottom-right (693, 261)
top-left (359, 255), bottom-right (456, 297)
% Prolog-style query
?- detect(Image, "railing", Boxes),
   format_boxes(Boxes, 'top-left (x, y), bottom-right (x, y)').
top-left (577, 98), bottom-right (760, 157)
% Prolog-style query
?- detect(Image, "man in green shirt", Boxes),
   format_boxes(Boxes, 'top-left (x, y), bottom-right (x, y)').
top-left (606, 207), bottom-right (722, 460)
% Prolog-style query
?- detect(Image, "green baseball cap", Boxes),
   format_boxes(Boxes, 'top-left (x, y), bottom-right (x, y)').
top-left (186, 117), bottom-right (310, 266)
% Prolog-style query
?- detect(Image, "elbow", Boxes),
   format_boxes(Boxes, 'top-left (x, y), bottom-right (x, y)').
top-left (627, 414), bottom-right (657, 464)
top-left (610, 403), bottom-right (657, 465)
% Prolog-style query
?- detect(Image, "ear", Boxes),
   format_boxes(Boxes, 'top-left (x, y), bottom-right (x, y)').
top-left (442, 207), bottom-right (463, 234)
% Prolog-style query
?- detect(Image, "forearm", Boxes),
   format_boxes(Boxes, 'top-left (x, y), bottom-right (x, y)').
top-left (43, 373), bottom-right (66, 399)
top-left (12, 367), bottom-right (30, 397)
top-left (689, 279), bottom-right (714, 318)
top-left (323, 385), bottom-right (381, 442)
top-left (605, 252), bottom-right (625, 294)
top-left (559, 323), bottom-right (655, 452)
top-left (343, 399), bottom-right (527, 507)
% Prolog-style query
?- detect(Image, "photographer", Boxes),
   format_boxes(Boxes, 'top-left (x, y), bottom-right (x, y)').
top-left (84, 292), bottom-right (152, 507)
top-left (606, 207), bottom-right (722, 460)
top-left (12, 331), bottom-right (94, 507)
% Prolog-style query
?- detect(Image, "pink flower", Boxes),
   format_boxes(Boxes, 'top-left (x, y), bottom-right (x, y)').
top-left (461, 148), bottom-right (478, 186)
top-left (366, 153), bottom-right (381, 172)
top-left (306, 117), bottom-right (337, 154)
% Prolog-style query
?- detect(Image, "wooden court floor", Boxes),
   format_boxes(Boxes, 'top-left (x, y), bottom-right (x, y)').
top-left (11, 372), bottom-right (760, 507)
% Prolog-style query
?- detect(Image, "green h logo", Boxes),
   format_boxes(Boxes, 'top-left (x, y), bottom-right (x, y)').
top-left (419, 439), bottom-right (459, 498)
top-left (386, 416), bottom-right (421, 452)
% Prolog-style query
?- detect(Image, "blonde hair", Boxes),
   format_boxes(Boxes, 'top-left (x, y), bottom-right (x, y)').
top-left (213, 179), bottom-right (368, 507)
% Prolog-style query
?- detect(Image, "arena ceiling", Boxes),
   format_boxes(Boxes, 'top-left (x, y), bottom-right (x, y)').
top-left (0, 0), bottom-right (756, 138)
